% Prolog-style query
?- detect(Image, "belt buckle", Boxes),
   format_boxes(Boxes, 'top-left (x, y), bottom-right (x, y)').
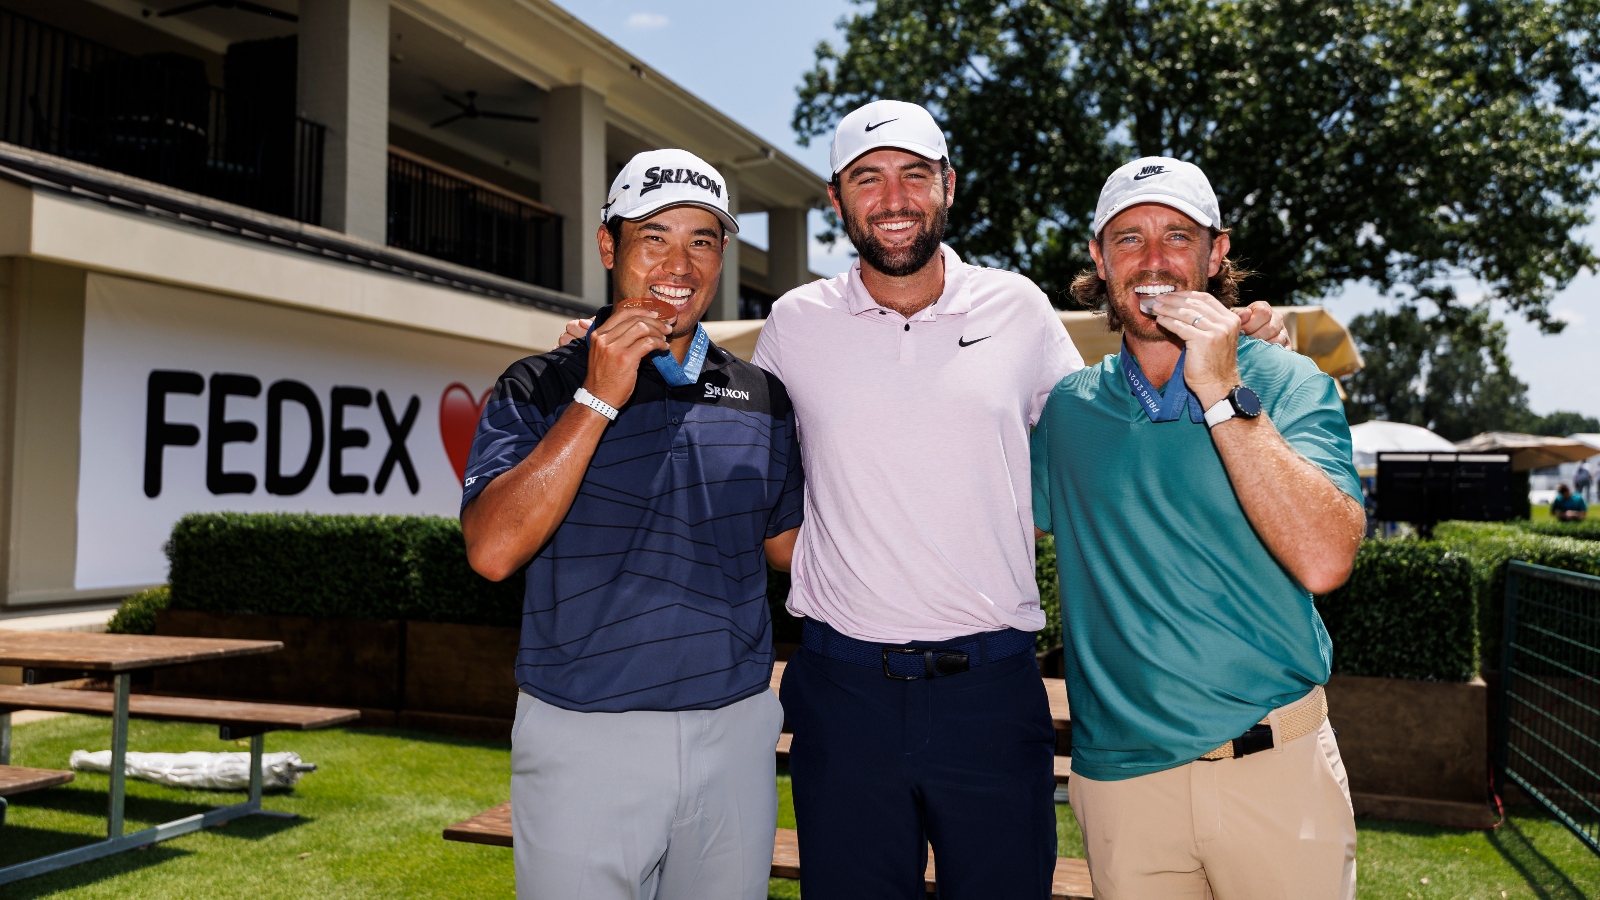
top-left (882, 647), bottom-right (926, 680)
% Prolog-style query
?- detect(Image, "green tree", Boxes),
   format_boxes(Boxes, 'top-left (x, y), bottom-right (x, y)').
top-left (1524, 410), bottom-right (1600, 437)
top-left (795, 0), bottom-right (1600, 331)
top-left (1343, 304), bottom-right (1600, 439)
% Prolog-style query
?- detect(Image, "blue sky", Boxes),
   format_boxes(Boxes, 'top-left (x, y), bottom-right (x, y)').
top-left (569, 1), bottom-right (1600, 421)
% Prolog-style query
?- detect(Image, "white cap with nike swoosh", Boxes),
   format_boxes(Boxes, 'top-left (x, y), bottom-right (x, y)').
top-left (1092, 156), bottom-right (1221, 237)
top-left (830, 99), bottom-right (949, 175)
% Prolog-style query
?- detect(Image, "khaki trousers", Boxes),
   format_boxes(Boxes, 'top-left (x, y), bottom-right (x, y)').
top-left (1068, 718), bottom-right (1356, 900)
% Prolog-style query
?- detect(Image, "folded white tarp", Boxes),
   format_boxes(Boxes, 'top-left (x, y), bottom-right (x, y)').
top-left (69, 750), bottom-right (316, 791)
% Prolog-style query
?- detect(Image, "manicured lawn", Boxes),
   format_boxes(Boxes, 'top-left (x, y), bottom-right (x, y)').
top-left (1, 715), bottom-right (1595, 898)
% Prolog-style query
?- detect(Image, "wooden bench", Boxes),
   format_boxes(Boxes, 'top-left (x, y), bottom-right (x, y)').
top-left (443, 808), bottom-right (1093, 898)
top-left (0, 685), bottom-right (359, 739)
top-left (0, 765), bottom-right (75, 828)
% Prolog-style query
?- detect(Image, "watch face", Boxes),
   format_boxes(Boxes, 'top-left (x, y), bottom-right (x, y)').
top-left (1232, 386), bottom-right (1263, 417)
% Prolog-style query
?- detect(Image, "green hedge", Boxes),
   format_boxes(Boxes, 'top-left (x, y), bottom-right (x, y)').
top-left (106, 585), bottom-right (171, 635)
top-left (1034, 535), bottom-right (1060, 654)
top-left (1515, 518), bottom-right (1600, 542)
top-left (167, 513), bottom-right (522, 627)
top-left (1312, 542), bottom-right (1477, 681)
top-left (1432, 521), bottom-right (1600, 668)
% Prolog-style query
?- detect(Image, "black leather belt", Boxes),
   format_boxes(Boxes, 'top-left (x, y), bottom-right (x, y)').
top-left (801, 619), bottom-right (1036, 680)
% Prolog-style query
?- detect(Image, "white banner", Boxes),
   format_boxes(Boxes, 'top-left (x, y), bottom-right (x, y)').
top-left (76, 274), bottom-right (525, 590)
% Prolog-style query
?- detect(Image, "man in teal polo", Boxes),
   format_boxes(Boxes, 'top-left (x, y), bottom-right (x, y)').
top-left (1031, 158), bottom-right (1366, 899)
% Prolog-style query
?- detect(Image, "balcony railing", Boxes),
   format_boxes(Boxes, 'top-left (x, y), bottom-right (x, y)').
top-left (387, 148), bottom-right (562, 291)
top-left (0, 8), bottom-right (323, 224)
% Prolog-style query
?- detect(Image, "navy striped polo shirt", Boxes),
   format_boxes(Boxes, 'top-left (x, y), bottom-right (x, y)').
top-left (461, 316), bottom-right (804, 713)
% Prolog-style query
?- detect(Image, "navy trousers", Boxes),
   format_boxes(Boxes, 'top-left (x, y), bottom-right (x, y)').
top-left (779, 633), bottom-right (1058, 900)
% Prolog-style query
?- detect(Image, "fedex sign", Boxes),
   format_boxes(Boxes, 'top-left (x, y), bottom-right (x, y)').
top-left (76, 275), bottom-right (518, 590)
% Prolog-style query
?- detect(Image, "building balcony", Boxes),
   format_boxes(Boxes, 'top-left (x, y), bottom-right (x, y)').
top-left (386, 147), bottom-right (562, 293)
top-left (0, 7), bottom-right (323, 225)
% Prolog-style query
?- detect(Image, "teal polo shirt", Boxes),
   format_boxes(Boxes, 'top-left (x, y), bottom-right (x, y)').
top-left (1030, 337), bottom-right (1362, 782)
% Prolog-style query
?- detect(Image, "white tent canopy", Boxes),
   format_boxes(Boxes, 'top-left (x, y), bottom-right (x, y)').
top-left (1349, 421), bottom-right (1456, 475)
top-left (1569, 433), bottom-right (1600, 454)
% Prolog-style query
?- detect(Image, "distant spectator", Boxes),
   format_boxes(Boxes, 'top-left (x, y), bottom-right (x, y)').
top-left (1551, 484), bottom-right (1588, 521)
top-left (1576, 460), bottom-right (1593, 502)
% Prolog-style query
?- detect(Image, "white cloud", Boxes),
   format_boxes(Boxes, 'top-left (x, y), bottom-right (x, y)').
top-left (625, 12), bottom-right (669, 30)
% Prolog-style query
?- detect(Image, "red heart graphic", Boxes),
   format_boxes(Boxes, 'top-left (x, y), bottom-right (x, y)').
top-left (439, 383), bottom-right (492, 486)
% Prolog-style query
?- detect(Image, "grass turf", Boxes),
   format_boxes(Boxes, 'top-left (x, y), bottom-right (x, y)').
top-left (1, 715), bottom-right (1595, 898)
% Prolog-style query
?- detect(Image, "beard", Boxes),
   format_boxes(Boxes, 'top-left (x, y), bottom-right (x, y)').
top-left (1105, 265), bottom-right (1207, 341)
top-left (841, 199), bottom-right (948, 277)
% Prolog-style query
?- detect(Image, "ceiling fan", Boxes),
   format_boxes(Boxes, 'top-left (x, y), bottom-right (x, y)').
top-left (431, 91), bottom-right (540, 130)
top-left (157, 0), bottom-right (298, 22)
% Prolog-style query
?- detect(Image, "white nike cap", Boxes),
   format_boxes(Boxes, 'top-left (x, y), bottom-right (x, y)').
top-left (1091, 156), bottom-right (1221, 237)
top-left (830, 99), bottom-right (948, 176)
top-left (601, 148), bottom-right (739, 235)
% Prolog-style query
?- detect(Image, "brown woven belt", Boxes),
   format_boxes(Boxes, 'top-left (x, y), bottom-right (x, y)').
top-left (1199, 684), bottom-right (1328, 761)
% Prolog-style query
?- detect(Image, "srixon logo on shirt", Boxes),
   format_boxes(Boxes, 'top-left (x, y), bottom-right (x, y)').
top-left (142, 370), bottom-right (421, 498)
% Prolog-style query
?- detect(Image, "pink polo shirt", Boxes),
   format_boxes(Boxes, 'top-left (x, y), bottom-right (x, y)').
top-left (753, 245), bottom-right (1084, 642)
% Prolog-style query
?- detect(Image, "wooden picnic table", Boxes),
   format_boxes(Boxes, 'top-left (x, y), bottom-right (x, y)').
top-left (0, 631), bottom-right (318, 886)
top-left (0, 631), bottom-right (281, 673)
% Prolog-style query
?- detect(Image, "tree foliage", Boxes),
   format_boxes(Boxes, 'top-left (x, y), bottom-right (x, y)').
top-left (795, 0), bottom-right (1600, 329)
top-left (1343, 303), bottom-right (1600, 439)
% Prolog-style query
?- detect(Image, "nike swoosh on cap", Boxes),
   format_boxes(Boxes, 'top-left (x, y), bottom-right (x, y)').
top-left (864, 119), bottom-right (898, 132)
top-left (958, 336), bottom-right (991, 347)
top-left (1132, 168), bottom-right (1166, 180)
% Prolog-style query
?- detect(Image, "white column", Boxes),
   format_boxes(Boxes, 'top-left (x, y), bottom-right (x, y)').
top-left (767, 206), bottom-right (810, 296)
top-left (298, 0), bottom-right (390, 243)
top-left (543, 85), bottom-right (609, 306)
top-left (709, 173), bottom-right (740, 320)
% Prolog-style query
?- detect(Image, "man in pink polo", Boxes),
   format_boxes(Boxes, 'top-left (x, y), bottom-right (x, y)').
top-left (758, 102), bottom-right (1287, 900)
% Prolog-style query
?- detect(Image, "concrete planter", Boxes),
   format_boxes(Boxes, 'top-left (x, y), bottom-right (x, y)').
top-left (1325, 674), bottom-right (1495, 828)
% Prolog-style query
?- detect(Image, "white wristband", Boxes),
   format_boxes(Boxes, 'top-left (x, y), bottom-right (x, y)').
top-left (573, 387), bottom-right (618, 422)
top-left (1203, 396), bottom-right (1236, 429)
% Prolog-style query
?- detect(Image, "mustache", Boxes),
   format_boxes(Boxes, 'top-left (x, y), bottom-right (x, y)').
top-left (1118, 270), bottom-right (1188, 292)
top-left (864, 207), bottom-right (930, 226)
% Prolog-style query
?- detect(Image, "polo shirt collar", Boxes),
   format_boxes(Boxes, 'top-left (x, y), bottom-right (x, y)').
top-left (842, 243), bottom-right (975, 319)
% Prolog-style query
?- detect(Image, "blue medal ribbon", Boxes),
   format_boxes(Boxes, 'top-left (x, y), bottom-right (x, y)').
top-left (1120, 341), bottom-right (1205, 424)
top-left (586, 311), bottom-right (711, 388)
top-left (651, 324), bottom-right (710, 387)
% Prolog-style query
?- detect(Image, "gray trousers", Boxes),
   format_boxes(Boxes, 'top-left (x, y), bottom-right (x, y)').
top-left (511, 688), bottom-right (784, 900)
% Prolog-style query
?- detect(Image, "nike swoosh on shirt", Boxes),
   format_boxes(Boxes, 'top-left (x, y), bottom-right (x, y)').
top-left (864, 119), bottom-right (898, 132)
top-left (958, 336), bottom-right (991, 347)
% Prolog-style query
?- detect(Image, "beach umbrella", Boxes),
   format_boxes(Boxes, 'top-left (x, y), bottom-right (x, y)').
top-left (1453, 432), bottom-right (1600, 472)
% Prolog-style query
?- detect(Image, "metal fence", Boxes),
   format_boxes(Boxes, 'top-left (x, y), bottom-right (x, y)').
top-left (0, 8), bottom-right (323, 224)
top-left (387, 150), bottom-right (562, 290)
top-left (1497, 560), bottom-right (1600, 856)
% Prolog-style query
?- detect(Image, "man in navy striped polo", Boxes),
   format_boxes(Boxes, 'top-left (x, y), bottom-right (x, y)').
top-left (461, 148), bottom-right (804, 900)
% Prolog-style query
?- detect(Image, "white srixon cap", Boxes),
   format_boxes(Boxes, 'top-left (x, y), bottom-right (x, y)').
top-left (602, 149), bottom-right (739, 234)
top-left (830, 99), bottom-right (948, 175)
top-left (1092, 157), bottom-right (1221, 237)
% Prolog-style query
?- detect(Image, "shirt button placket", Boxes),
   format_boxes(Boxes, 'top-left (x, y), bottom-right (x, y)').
top-left (670, 402), bottom-right (688, 461)
top-left (899, 321), bottom-right (916, 364)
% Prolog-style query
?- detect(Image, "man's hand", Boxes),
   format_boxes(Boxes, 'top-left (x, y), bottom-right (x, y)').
top-left (1147, 290), bottom-right (1242, 410)
top-left (585, 312), bottom-right (669, 409)
top-left (556, 317), bottom-right (594, 348)
top-left (1238, 301), bottom-right (1292, 349)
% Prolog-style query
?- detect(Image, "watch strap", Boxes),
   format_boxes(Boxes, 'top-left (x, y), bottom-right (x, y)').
top-left (1203, 395), bottom-right (1237, 429)
top-left (573, 387), bottom-right (618, 422)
